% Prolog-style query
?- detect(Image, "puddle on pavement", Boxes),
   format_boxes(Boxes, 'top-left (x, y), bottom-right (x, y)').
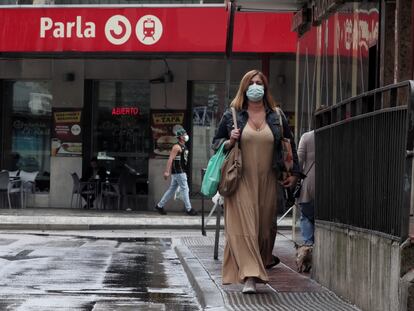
top-left (103, 238), bottom-right (199, 310)
top-left (0, 235), bottom-right (200, 311)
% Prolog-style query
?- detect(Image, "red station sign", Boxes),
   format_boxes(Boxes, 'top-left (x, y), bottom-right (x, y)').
top-left (0, 7), bottom-right (297, 54)
top-left (0, 7), bottom-right (228, 52)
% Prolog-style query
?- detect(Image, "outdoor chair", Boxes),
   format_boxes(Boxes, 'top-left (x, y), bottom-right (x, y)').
top-left (100, 181), bottom-right (121, 210)
top-left (0, 170), bottom-right (23, 209)
top-left (70, 172), bottom-right (97, 209)
top-left (9, 170), bottom-right (19, 177)
top-left (19, 170), bottom-right (39, 208)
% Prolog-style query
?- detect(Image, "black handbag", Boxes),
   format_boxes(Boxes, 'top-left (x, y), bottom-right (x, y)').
top-left (293, 161), bottom-right (315, 199)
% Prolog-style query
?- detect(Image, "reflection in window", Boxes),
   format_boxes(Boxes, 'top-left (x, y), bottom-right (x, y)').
top-left (4, 81), bottom-right (52, 192)
top-left (190, 82), bottom-right (237, 195)
top-left (296, 2), bottom-right (379, 138)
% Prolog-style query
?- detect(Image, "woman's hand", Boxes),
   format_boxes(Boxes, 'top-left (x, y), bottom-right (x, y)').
top-left (229, 129), bottom-right (240, 145)
top-left (281, 175), bottom-right (298, 188)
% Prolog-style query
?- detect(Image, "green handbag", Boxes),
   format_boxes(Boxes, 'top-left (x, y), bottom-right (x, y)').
top-left (201, 142), bottom-right (227, 197)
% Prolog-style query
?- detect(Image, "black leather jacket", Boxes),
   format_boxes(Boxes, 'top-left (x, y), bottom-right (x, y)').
top-left (212, 107), bottom-right (301, 178)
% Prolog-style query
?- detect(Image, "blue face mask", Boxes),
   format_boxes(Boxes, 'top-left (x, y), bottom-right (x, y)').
top-left (246, 83), bottom-right (264, 102)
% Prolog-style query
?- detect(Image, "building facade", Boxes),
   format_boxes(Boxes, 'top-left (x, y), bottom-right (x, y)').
top-left (292, 1), bottom-right (413, 310)
top-left (0, 1), bottom-right (298, 210)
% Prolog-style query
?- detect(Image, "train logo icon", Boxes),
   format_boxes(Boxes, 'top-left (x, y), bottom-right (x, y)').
top-left (136, 15), bottom-right (163, 45)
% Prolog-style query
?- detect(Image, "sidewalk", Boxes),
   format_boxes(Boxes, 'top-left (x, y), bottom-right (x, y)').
top-left (175, 234), bottom-right (362, 311)
top-left (0, 207), bottom-right (362, 310)
top-left (0, 207), bottom-right (294, 230)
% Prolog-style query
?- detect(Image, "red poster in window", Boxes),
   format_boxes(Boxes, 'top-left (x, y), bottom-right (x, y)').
top-left (52, 109), bottom-right (82, 157)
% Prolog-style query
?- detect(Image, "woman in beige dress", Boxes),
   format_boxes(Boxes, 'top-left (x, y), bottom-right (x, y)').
top-left (212, 70), bottom-right (300, 293)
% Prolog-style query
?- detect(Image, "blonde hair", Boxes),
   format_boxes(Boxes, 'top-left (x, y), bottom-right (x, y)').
top-left (230, 69), bottom-right (278, 111)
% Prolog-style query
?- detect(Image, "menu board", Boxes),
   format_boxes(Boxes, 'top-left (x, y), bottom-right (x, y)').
top-left (51, 109), bottom-right (82, 157)
top-left (150, 110), bottom-right (186, 158)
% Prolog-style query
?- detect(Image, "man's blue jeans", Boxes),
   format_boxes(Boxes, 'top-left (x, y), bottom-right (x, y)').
top-left (299, 201), bottom-right (314, 245)
top-left (158, 173), bottom-right (192, 212)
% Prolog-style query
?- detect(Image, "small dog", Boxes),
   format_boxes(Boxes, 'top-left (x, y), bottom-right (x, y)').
top-left (295, 244), bottom-right (313, 273)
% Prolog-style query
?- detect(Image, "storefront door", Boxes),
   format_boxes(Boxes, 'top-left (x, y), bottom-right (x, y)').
top-left (84, 80), bottom-right (151, 210)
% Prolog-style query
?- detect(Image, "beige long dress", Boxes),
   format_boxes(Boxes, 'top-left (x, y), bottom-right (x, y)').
top-left (222, 122), bottom-right (278, 285)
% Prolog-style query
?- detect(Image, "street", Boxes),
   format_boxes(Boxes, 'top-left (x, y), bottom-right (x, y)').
top-left (0, 231), bottom-right (200, 311)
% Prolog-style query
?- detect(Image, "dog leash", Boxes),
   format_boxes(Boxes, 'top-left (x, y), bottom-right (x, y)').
top-left (276, 226), bottom-right (299, 248)
top-left (277, 161), bottom-right (315, 247)
top-left (275, 217), bottom-right (299, 247)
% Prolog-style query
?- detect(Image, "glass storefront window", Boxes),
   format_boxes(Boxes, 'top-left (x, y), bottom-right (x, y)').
top-left (2, 81), bottom-right (52, 192)
top-left (296, 2), bottom-right (379, 138)
top-left (91, 80), bottom-right (150, 194)
top-left (53, 0), bottom-right (223, 4)
top-left (190, 82), bottom-right (237, 195)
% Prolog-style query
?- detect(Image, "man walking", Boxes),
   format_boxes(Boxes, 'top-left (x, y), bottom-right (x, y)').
top-left (297, 130), bottom-right (315, 245)
top-left (155, 128), bottom-right (198, 216)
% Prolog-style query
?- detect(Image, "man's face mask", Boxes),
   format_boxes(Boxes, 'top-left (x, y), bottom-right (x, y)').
top-left (246, 83), bottom-right (264, 102)
top-left (183, 134), bottom-right (189, 142)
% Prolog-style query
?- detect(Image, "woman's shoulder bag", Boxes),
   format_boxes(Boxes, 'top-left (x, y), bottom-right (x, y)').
top-left (276, 107), bottom-right (294, 176)
top-left (218, 107), bottom-right (242, 197)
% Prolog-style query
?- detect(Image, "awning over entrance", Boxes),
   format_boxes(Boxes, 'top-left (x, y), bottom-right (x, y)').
top-left (235, 0), bottom-right (307, 12)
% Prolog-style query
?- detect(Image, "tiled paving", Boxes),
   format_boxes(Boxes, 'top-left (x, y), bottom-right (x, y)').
top-left (182, 234), bottom-right (361, 311)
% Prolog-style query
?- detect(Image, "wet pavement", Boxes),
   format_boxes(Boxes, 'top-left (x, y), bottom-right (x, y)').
top-left (0, 208), bottom-right (367, 311)
top-left (0, 233), bottom-right (200, 310)
top-left (178, 233), bottom-right (362, 311)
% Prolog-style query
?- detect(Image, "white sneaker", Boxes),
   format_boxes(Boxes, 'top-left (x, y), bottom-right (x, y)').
top-left (242, 277), bottom-right (256, 294)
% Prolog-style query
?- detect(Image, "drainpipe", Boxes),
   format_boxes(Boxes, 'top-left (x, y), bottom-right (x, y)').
top-left (412, 0), bottom-right (414, 79)
top-left (262, 55), bottom-right (270, 81)
top-left (225, 0), bottom-right (235, 107)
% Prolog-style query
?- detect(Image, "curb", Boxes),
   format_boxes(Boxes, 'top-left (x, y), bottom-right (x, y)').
top-left (0, 223), bottom-right (293, 231)
top-left (0, 222), bottom-right (292, 232)
top-left (0, 223), bottom-right (223, 230)
top-left (174, 243), bottom-right (227, 310)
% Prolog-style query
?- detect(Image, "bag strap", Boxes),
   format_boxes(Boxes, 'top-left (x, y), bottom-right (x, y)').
top-left (231, 107), bottom-right (238, 130)
top-left (276, 107), bottom-right (285, 138)
top-left (230, 107), bottom-right (239, 158)
top-left (305, 161), bottom-right (315, 176)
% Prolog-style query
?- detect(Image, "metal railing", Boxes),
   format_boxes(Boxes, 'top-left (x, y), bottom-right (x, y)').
top-left (315, 81), bottom-right (414, 241)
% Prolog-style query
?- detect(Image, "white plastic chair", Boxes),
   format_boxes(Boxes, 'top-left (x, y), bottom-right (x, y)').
top-left (9, 170), bottom-right (19, 177)
top-left (0, 171), bottom-right (23, 209)
top-left (19, 170), bottom-right (38, 208)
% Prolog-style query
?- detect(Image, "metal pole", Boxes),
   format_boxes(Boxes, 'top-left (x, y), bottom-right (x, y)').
top-left (214, 203), bottom-right (222, 260)
top-left (225, 0), bottom-right (235, 107)
top-left (201, 168), bottom-right (206, 236)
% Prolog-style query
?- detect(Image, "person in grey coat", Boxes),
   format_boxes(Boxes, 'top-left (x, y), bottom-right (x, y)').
top-left (297, 130), bottom-right (315, 245)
